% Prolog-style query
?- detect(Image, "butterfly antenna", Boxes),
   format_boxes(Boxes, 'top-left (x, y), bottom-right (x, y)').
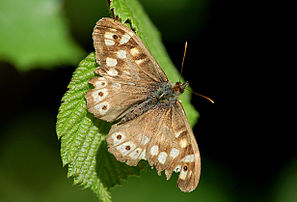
top-left (179, 42), bottom-right (214, 104)
top-left (179, 41), bottom-right (188, 82)
top-left (186, 89), bottom-right (215, 104)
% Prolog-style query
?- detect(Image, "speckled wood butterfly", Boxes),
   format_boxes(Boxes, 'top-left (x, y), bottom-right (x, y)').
top-left (85, 18), bottom-right (201, 192)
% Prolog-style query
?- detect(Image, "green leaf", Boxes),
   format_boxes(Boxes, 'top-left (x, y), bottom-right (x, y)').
top-left (110, 0), bottom-right (199, 126)
top-left (57, 53), bottom-right (145, 201)
top-left (0, 0), bottom-right (85, 71)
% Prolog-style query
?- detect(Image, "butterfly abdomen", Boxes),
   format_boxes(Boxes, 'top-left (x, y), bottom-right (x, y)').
top-left (120, 96), bottom-right (156, 124)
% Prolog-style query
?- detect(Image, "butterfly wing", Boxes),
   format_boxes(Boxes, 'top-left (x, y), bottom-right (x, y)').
top-left (86, 18), bottom-right (168, 122)
top-left (106, 101), bottom-right (200, 192)
top-left (86, 76), bottom-right (152, 121)
top-left (93, 18), bottom-right (168, 83)
top-left (173, 102), bottom-right (201, 192)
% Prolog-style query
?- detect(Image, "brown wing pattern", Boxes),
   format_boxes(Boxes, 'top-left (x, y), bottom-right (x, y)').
top-left (173, 102), bottom-right (201, 192)
top-left (86, 18), bottom-right (168, 122)
top-left (106, 101), bottom-right (200, 192)
top-left (85, 76), bottom-right (151, 122)
top-left (92, 18), bottom-right (168, 83)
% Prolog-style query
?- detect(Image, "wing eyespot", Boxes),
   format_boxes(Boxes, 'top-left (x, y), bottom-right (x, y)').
top-left (116, 134), bottom-right (122, 140)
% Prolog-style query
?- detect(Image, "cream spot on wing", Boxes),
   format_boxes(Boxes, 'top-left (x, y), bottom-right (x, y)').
top-left (107, 68), bottom-right (118, 76)
top-left (116, 141), bottom-right (136, 156)
top-left (120, 33), bottom-right (131, 44)
top-left (106, 57), bottom-right (117, 67)
top-left (139, 149), bottom-right (146, 160)
top-left (169, 148), bottom-right (179, 159)
top-left (141, 135), bottom-right (150, 145)
top-left (174, 165), bottom-right (181, 173)
top-left (93, 88), bottom-right (108, 103)
top-left (117, 50), bottom-right (126, 59)
top-left (150, 145), bottom-right (159, 156)
top-left (94, 102), bottom-right (110, 115)
top-left (111, 132), bottom-right (125, 146)
top-left (157, 152), bottom-right (168, 164)
top-left (135, 59), bottom-right (145, 65)
top-left (181, 154), bottom-right (195, 162)
top-left (129, 148), bottom-right (142, 159)
top-left (94, 79), bottom-right (107, 88)
top-left (130, 47), bottom-right (140, 56)
top-left (179, 169), bottom-right (188, 180)
top-left (179, 138), bottom-right (188, 148)
top-left (105, 32), bottom-right (115, 39)
top-left (105, 39), bottom-right (115, 46)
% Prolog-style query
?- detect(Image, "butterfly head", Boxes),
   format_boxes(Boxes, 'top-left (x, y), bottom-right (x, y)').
top-left (172, 81), bottom-right (189, 95)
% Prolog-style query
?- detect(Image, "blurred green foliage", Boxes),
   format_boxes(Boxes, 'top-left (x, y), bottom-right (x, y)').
top-left (0, 110), bottom-right (98, 202)
top-left (111, 160), bottom-right (235, 202)
top-left (273, 160), bottom-right (297, 202)
top-left (0, 0), bottom-right (85, 71)
top-left (138, 0), bottom-right (211, 42)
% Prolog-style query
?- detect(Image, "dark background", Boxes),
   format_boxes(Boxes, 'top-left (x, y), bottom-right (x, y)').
top-left (0, 0), bottom-right (294, 201)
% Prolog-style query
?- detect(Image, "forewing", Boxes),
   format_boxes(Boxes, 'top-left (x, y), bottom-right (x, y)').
top-left (92, 18), bottom-right (168, 84)
top-left (86, 17), bottom-right (169, 122)
top-left (85, 76), bottom-right (151, 122)
top-left (106, 102), bottom-right (201, 192)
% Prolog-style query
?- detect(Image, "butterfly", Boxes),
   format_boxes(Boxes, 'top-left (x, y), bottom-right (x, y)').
top-left (85, 18), bottom-right (201, 192)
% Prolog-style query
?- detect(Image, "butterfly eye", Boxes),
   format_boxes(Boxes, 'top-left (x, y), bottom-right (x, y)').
top-left (113, 34), bottom-right (118, 39)
top-left (183, 166), bottom-right (188, 171)
top-left (125, 145), bottom-right (131, 150)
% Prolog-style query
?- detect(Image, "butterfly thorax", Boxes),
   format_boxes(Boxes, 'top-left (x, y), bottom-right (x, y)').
top-left (154, 81), bottom-right (188, 104)
top-left (120, 81), bottom-right (188, 124)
